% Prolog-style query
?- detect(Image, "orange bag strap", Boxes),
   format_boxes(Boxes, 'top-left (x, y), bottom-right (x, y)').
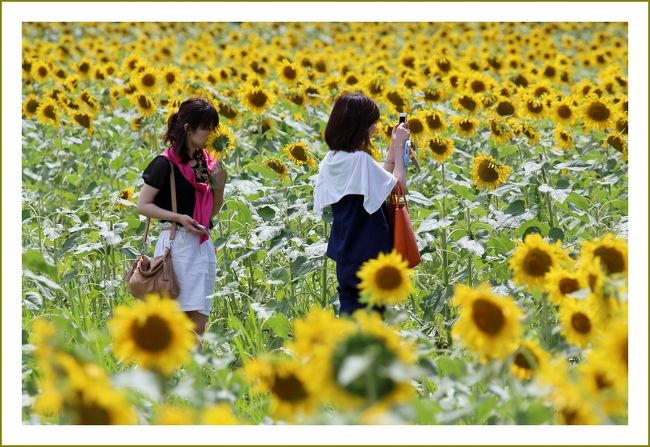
top-left (141, 159), bottom-right (178, 252)
top-left (393, 181), bottom-right (408, 210)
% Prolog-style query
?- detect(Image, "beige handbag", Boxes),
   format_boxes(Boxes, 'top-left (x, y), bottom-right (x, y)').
top-left (123, 158), bottom-right (180, 299)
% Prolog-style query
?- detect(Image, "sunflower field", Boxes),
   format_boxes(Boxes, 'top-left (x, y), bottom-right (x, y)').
top-left (22, 22), bottom-right (629, 426)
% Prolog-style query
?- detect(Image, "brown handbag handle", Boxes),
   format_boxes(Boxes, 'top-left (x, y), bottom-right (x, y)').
top-left (392, 181), bottom-right (409, 210)
top-left (141, 158), bottom-right (178, 252)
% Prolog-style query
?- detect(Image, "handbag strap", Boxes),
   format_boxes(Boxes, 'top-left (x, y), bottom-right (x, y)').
top-left (142, 158), bottom-right (178, 251)
top-left (392, 181), bottom-right (409, 210)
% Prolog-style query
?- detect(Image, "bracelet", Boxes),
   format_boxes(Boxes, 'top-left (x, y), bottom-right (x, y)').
top-left (384, 160), bottom-right (395, 166)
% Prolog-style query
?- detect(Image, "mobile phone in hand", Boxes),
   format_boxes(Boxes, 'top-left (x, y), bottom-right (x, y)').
top-left (194, 223), bottom-right (211, 236)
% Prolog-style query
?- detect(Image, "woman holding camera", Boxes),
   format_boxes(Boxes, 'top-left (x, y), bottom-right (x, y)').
top-left (313, 93), bottom-right (410, 315)
top-left (137, 98), bottom-right (226, 335)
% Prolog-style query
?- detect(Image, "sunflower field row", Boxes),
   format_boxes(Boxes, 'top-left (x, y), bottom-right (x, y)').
top-left (22, 22), bottom-right (628, 425)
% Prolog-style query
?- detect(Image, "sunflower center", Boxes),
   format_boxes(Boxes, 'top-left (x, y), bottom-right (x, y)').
top-left (534, 86), bottom-right (550, 97)
top-left (571, 312), bottom-right (591, 335)
top-left (587, 102), bottom-right (610, 121)
top-left (557, 105), bottom-right (572, 119)
top-left (386, 91), bottom-right (405, 110)
top-left (43, 105), bottom-right (56, 120)
top-left (119, 190), bottom-right (130, 200)
top-left (424, 89), bottom-right (441, 101)
top-left (471, 298), bottom-right (505, 336)
top-left (496, 101), bottom-right (515, 116)
top-left (38, 66), bottom-right (48, 77)
top-left (513, 349), bottom-right (538, 370)
top-left (314, 60), bottom-right (327, 72)
top-left (527, 100), bottom-right (543, 113)
top-left (79, 62), bottom-right (90, 73)
top-left (616, 118), bottom-right (628, 134)
top-left (478, 160), bottom-right (499, 182)
top-left (459, 119), bottom-right (474, 131)
top-left (218, 103), bottom-right (237, 119)
top-left (561, 408), bottom-right (579, 425)
top-left (374, 266), bottom-right (403, 291)
top-left (271, 374), bottom-right (308, 402)
top-left (408, 119), bottom-right (423, 133)
top-left (437, 59), bottom-right (451, 72)
top-left (595, 373), bottom-right (612, 390)
top-left (425, 114), bottom-right (443, 129)
top-left (285, 146), bottom-right (306, 164)
top-left (544, 66), bottom-right (556, 77)
top-left (27, 99), bottom-right (39, 114)
top-left (282, 66), bottom-right (297, 80)
top-left (248, 90), bottom-right (268, 108)
top-left (267, 160), bottom-right (285, 174)
top-left (137, 95), bottom-right (151, 109)
top-left (523, 248), bottom-right (553, 277)
top-left (369, 80), bottom-right (383, 95)
top-left (131, 315), bottom-right (173, 352)
top-left (165, 72), bottom-right (176, 84)
top-left (559, 278), bottom-right (580, 295)
top-left (470, 80), bottom-right (486, 93)
top-left (593, 246), bottom-right (625, 274)
top-left (428, 140), bottom-right (447, 155)
top-left (346, 75), bottom-right (359, 85)
top-left (458, 95), bottom-right (477, 112)
top-left (77, 402), bottom-right (112, 425)
top-left (74, 113), bottom-right (91, 129)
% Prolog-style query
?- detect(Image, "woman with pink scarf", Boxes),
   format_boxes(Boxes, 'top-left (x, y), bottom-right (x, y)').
top-left (137, 98), bottom-right (226, 335)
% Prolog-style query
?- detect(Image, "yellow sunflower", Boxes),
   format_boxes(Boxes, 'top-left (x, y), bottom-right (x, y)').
top-left (422, 86), bottom-right (447, 103)
top-left (519, 121), bottom-right (540, 145)
top-left (509, 233), bottom-right (570, 289)
top-left (287, 306), bottom-right (356, 361)
top-left (262, 158), bottom-right (289, 181)
top-left (519, 93), bottom-right (547, 120)
top-left (243, 355), bottom-right (317, 421)
top-left (452, 115), bottom-right (479, 137)
top-left (548, 382), bottom-right (600, 425)
top-left (384, 86), bottom-right (409, 113)
top-left (510, 338), bottom-right (550, 381)
top-left (116, 187), bottom-right (134, 209)
top-left (579, 233), bottom-right (628, 277)
top-left (425, 137), bottom-right (454, 163)
top-left (550, 98), bottom-right (577, 126)
top-left (544, 266), bottom-right (587, 306)
top-left (357, 250), bottom-right (414, 306)
top-left (553, 126), bottom-right (574, 150)
top-left (406, 111), bottom-right (428, 144)
top-left (578, 255), bottom-right (607, 298)
top-left (78, 89), bottom-right (99, 113)
top-left (109, 294), bottom-right (196, 375)
top-left (201, 403), bottom-right (241, 425)
top-left (71, 110), bottom-right (95, 135)
top-left (604, 133), bottom-right (628, 159)
top-left (493, 96), bottom-right (517, 118)
top-left (240, 82), bottom-right (276, 114)
top-left (154, 404), bottom-right (195, 424)
top-left (23, 94), bottom-right (40, 119)
top-left (451, 283), bottom-right (523, 361)
top-left (205, 125), bottom-right (237, 160)
top-left (313, 311), bottom-right (415, 410)
top-left (487, 117), bottom-right (514, 144)
top-left (35, 98), bottom-right (61, 127)
top-left (471, 154), bottom-right (512, 191)
top-left (423, 110), bottom-right (448, 133)
top-left (32, 61), bottom-right (50, 83)
top-left (581, 95), bottom-right (614, 131)
top-left (130, 92), bottom-right (157, 117)
top-left (598, 315), bottom-right (628, 376)
top-left (558, 298), bottom-right (601, 347)
top-left (276, 61), bottom-right (304, 87)
top-left (578, 351), bottom-right (627, 417)
top-left (453, 92), bottom-right (481, 115)
top-left (132, 66), bottom-right (160, 95)
top-left (283, 141), bottom-right (315, 167)
top-left (65, 382), bottom-right (138, 425)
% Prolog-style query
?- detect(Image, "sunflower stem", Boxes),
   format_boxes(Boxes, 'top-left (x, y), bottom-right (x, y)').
top-left (538, 154), bottom-right (556, 228)
top-left (466, 207), bottom-right (473, 287)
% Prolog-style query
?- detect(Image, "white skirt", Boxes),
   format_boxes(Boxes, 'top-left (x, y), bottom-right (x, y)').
top-left (154, 224), bottom-right (216, 316)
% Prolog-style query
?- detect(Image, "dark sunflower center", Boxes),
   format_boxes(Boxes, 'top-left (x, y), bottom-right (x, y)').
top-left (513, 349), bottom-right (538, 370)
top-left (571, 312), bottom-right (591, 335)
top-left (425, 114), bottom-right (442, 129)
top-left (478, 160), bottom-right (499, 182)
top-left (314, 60), bottom-right (327, 73)
top-left (131, 315), bottom-right (173, 352)
top-left (43, 105), bottom-right (56, 120)
top-left (496, 101), bottom-right (515, 116)
top-left (607, 136), bottom-right (625, 153)
top-left (523, 248), bottom-right (553, 277)
top-left (459, 119), bottom-right (474, 131)
top-left (218, 103), bottom-right (237, 119)
top-left (38, 66), bottom-right (48, 77)
top-left (137, 95), bottom-right (151, 109)
top-left (77, 402), bottom-right (112, 425)
top-left (248, 90), bottom-right (268, 108)
top-left (459, 95), bottom-right (477, 112)
top-left (560, 132), bottom-right (570, 142)
top-left (119, 190), bottom-right (130, 200)
top-left (74, 113), bottom-right (91, 129)
top-left (288, 93), bottom-right (304, 106)
top-left (527, 100), bottom-right (543, 113)
top-left (408, 119), bottom-right (423, 133)
top-left (374, 266), bottom-right (403, 291)
top-left (386, 91), bottom-right (406, 110)
top-left (428, 140), bottom-right (447, 155)
top-left (470, 80), bottom-right (486, 93)
top-left (165, 72), bottom-right (176, 84)
top-left (471, 298), bottom-right (505, 336)
top-left (544, 66), bottom-right (556, 77)
top-left (79, 62), bottom-right (90, 73)
top-left (424, 89), bottom-right (441, 101)
top-left (559, 278), bottom-right (580, 295)
top-left (271, 374), bottom-right (308, 402)
top-left (595, 373), bottom-right (612, 390)
top-left (331, 334), bottom-right (397, 400)
top-left (27, 99), bottom-right (39, 114)
top-left (282, 66), bottom-right (297, 80)
top-left (346, 75), bottom-right (359, 85)
top-left (268, 161), bottom-right (285, 174)
top-left (593, 246), bottom-right (625, 274)
top-left (557, 105), bottom-right (572, 119)
top-left (289, 145), bottom-right (307, 161)
top-left (616, 118), bottom-right (628, 134)
top-left (587, 102), bottom-right (610, 121)
top-left (562, 408), bottom-right (579, 425)
top-left (305, 86), bottom-right (320, 95)
top-left (141, 74), bottom-right (155, 87)
top-left (437, 59), bottom-right (451, 72)
top-left (534, 87), bottom-right (550, 97)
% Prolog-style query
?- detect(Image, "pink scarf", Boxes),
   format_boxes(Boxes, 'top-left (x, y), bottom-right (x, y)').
top-left (161, 146), bottom-right (215, 244)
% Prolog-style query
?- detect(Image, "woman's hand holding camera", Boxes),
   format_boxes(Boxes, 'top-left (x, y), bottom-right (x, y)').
top-left (391, 123), bottom-right (411, 148)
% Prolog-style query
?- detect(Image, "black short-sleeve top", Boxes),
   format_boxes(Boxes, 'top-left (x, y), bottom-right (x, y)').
top-left (142, 155), bottom-right (213, 229)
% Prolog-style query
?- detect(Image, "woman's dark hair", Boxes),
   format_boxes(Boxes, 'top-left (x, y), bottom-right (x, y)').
top-left (324, 93), bottom-right (380, 153)
top-left (164, 98), bottom-right (219, 163)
